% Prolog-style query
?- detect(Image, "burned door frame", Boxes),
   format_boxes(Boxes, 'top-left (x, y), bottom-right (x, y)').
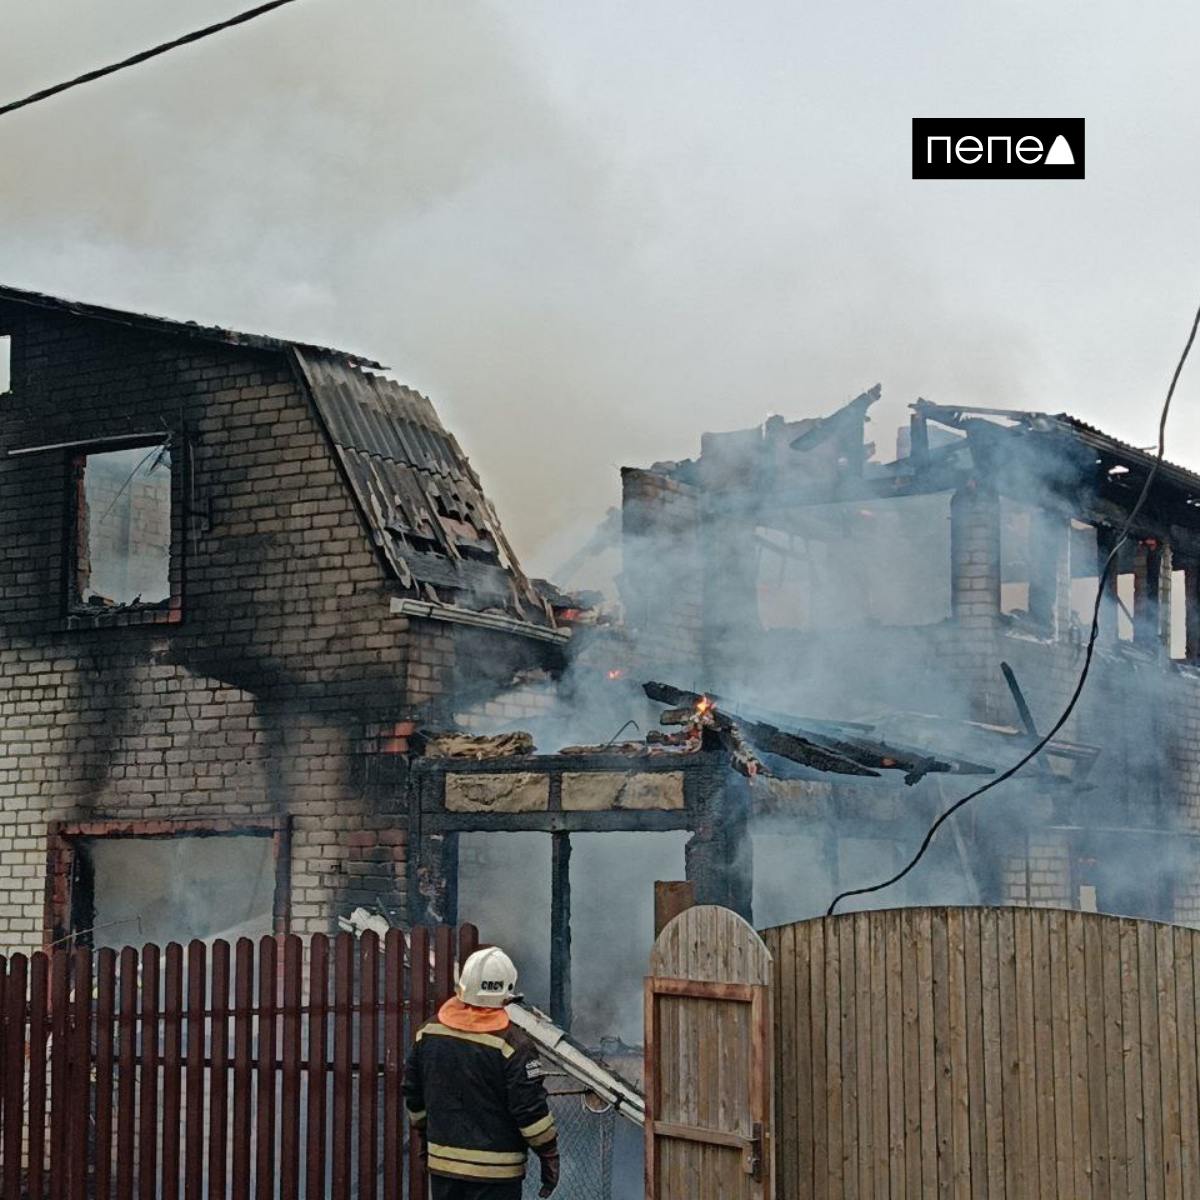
top-left (44, 815), bottom-right (292, 949)
top-left (399, 749), bottom-right (750, 1030)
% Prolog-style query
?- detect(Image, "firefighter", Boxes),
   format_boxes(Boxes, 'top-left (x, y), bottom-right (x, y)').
top-left (404, 946), bottom-right (561, 1199)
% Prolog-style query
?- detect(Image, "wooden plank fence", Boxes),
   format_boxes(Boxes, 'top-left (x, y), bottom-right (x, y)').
top-left (0, 923), bottom-right (478, 1200)
top-left (762, 907), bottom-right (1200, 1199)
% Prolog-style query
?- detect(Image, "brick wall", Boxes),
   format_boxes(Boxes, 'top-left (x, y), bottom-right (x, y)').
top-left (0, 304), bottom-right (528, 953)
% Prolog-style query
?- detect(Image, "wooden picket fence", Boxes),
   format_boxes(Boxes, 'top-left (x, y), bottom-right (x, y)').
top-left (0, 923), bottom-right (478, 1200)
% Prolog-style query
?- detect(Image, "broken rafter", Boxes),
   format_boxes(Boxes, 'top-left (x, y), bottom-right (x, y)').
top-left (645, 681), bottom-right (994, 784)
top-left (645, 682), bottom-right (880, 779)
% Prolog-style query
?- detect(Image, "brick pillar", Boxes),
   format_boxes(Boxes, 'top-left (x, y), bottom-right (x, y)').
top-left (950, 483), bottom-right (1001, 628)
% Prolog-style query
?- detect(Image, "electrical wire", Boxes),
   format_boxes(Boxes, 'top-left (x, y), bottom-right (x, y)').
top-left (0, 0), bottom-right (306, 121)
top-left (827, 296), bottom-right (1200, 916)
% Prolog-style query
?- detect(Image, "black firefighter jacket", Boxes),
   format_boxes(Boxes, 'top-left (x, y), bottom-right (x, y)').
top-left (403, 1011), bottom-right (558, 1183)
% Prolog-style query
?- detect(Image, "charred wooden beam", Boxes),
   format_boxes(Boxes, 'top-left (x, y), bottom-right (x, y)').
top-left (644, 681), bottom-right (995, 783)
top-left (643, 682), bottom-right (880, 778)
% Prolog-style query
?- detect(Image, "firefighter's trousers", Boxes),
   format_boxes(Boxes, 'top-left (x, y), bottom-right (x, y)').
top-left (429, 1176), bottom-right (523, 1200)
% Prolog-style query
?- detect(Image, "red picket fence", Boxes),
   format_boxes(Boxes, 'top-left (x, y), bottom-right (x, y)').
top-left (0, 923), bottom-right (478, 1200)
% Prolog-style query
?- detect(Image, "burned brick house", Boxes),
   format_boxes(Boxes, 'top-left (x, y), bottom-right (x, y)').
top-left (0, 284), bottom-right (566, 958)
top-left (336, 385), bottom-right (1200, 1047)
top-left (615, 387), bottom-right (1200, 930)
top-left (6, 281), bottom-right (1200, 1056)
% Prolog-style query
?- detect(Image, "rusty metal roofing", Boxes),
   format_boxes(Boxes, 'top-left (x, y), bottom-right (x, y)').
top-left (0, 283), bottom-right (384, 368)
top-left (293, 349), bottom-right (552, 624)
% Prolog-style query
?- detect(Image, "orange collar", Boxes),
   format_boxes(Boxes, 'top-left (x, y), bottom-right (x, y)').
top-left (437, 996), bottom-right (511, 1033)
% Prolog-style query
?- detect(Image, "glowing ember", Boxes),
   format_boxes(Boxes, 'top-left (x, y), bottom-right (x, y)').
top-left (606, 668), bottom-right (624, 680)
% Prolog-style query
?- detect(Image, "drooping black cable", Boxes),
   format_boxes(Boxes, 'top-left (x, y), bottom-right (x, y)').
top-left (827, 296), bottom-right (1200, 916)
top-left (0, 0), bottom-right (305, 121)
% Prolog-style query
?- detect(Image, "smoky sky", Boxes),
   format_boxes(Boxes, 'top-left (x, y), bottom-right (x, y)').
top-left (3, 0), bottom-right (1200, 580)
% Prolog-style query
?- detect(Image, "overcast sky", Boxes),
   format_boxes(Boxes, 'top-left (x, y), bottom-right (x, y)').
top-left (3, 1), bottom-right (1199, 578)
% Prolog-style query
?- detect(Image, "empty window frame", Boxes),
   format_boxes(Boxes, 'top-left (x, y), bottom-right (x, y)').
top-left (1069, 520), bottom-right (1101, 635)
top-left (1000, 500), bottom-right (1061, 630)
top-left (46, 819), bottom-right (290, 949)
top-left (71, 442), bottom-right (172, 609)
top-left (0, 334), bottom-right (10, 394)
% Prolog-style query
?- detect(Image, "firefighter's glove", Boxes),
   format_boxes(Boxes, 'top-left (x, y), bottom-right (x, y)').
top-left (538, 1150), bottom-right (560, 1197)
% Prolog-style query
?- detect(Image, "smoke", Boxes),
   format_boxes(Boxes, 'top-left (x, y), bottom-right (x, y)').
top-left (8, 1), bottom-right (1200, 576)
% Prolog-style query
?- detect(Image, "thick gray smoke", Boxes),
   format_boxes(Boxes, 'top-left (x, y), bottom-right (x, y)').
top-left (6, 2), bottom-right (1200, 571)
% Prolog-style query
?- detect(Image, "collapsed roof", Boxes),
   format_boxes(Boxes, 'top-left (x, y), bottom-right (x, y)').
top-left (646, 385), bottom-right (1200, 543)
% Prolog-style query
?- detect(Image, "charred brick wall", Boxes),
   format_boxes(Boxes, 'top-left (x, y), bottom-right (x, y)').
top-left (0, 304), bottom-right (507, 953)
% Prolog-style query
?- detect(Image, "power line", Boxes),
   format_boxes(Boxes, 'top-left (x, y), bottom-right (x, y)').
top-left (0, 0), bottom-right (306, 121)
top-left (827, 296), bottom-right (1200, 916)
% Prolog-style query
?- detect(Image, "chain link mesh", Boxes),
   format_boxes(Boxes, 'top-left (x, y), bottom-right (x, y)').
top-left (521, 1081), bottom-right (615, 1200)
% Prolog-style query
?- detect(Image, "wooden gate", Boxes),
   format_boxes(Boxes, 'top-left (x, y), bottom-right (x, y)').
top-left (645, 905), bottom-right (774, 1200)
top-left (0, 922), bottom-right (476, 1199)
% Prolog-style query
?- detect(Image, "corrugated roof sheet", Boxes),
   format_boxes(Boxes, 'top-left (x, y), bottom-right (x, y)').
top-left (294, 350), bottom-right (552, 624)
top-left (1051, 412), bottom-right (1200, 496)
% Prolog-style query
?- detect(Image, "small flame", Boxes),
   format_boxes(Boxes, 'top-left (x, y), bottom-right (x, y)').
top-left (695, 695), bottom-right (714, 716)
top-left (606, 668), bottom-right (624, 681)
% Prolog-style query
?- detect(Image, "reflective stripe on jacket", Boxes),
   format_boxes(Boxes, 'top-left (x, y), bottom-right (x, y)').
top-left (403, 1009), bottom-right (557, 1182)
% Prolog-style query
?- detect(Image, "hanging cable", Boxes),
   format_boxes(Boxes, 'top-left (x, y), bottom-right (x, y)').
top-left (827, 295), bottom-right (1200, 916)
top-left (0, 0), bottom-right (307, 121)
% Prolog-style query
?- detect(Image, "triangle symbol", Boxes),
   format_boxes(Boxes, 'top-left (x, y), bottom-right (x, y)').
top-left (1045, 134), bottom-right (1075, 166)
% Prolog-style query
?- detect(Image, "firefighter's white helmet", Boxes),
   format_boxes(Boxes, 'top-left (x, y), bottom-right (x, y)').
top-left (457, 946), bottom-right (519, 1008)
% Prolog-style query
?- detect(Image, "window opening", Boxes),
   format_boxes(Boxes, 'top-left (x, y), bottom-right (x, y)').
top-left (75, 834), bottom-right (276, 947)
top-left (1172, 569), bottom-right (1187, 659)
top-left (1069, 520), bottom-right (1100, 636)
top-left (74, 443), bottom-right (171, 608)
top-left (999, 500), bottom-right (1031, 619)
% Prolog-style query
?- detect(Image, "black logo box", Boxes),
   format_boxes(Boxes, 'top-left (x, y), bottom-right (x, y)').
top-left (912, 118), bottom-right (1085, 179)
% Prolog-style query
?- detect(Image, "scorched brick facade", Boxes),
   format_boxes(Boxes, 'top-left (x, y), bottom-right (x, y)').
top-left (0, 286), bottom-right (560, 954)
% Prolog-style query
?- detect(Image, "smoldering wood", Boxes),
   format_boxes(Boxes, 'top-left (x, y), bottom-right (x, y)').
top-left (644, 681), bottom-right (995, 783)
